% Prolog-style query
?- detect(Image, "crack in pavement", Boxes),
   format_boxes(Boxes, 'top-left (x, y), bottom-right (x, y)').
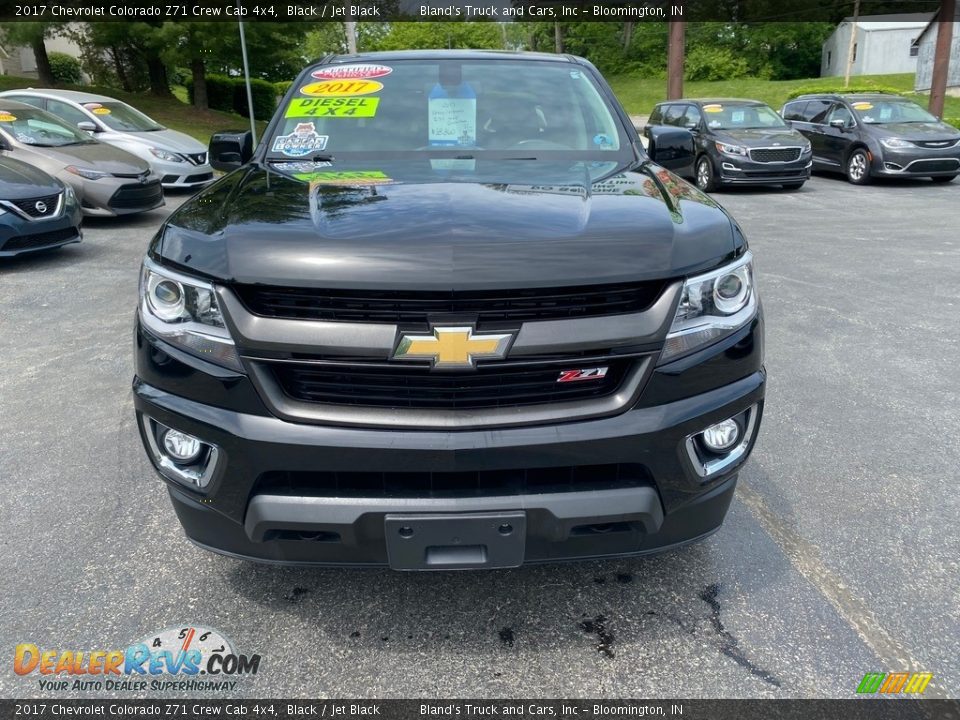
top-left (737, 479), bottom-right (946, 699)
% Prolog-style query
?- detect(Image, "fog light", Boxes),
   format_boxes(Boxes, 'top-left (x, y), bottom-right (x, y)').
top-left (702, 419), bottom-right (741, 452)
top-left (162, 429), bottom-right (203, 464)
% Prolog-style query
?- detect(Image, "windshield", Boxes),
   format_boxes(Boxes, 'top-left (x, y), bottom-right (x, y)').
top-left (703, 103), bottom-right (787, 130)
top-left (82, 101), bottom-right (164, 131)
top-left (267, 59), bottom-right (628, 160)
top-left (850, 99), bottom-right (938, 124)
top-left (0, 107), bottom-right (93, 146)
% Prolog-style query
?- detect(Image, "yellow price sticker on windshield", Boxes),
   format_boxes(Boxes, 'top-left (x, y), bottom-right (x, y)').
top-left (852, 102), bottom-right (874, 110)
top-left (0, 112), bottom-right (16, 122)
top-left (299, 80), bottom-right (383, 97)
top-left (285, 97), bottom-right (379, 118)
top-left (92, 107), bottom-right (111, 115)
top-left (703, 104), bottom-right (723, 113)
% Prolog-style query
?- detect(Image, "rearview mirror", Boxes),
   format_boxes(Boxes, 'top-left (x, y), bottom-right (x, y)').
top-left (77, 121), bottom-right (98, 133)
top-left (210, 129), bottom-right (253, 171)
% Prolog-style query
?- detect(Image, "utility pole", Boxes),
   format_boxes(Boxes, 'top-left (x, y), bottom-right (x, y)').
top-left (345, 21), bottom-right (358, 54)
top-left (667, 21), bottom-right (685, 100)
top-left (844, 0), bottom-right (861, 87)
top-left (929, 0), bottom-right (956, 118)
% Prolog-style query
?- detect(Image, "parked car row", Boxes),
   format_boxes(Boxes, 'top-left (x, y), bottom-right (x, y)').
top-left (644, 93), bottom-right (960, 191)
top-left (0, 90), bottom-right (214, 258)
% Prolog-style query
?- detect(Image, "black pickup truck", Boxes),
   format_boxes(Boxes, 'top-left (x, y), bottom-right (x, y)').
top-left (133, 51), bottom-right (765, 570)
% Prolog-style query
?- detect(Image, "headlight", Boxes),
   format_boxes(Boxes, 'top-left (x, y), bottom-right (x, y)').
top-left (149, 147), bottom-right (184, 163)
top-left (139, 258), bottom-right (242, 371)
top-left (63, 184), bottom-right (77, 207)
top-left (661, 252), bottom-right (757, 363)
top-left (715, 142), bottom-right (748, 157)
top-left (880, 137), bottom-right (912, 149)
top-left (800, 142), bottom-right (812, 155)
top-left (66, 165), bottom-right (109, 180)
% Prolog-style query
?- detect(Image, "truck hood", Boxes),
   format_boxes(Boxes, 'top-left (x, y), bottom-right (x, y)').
top-left (157, 159), bottom-right (740, 291)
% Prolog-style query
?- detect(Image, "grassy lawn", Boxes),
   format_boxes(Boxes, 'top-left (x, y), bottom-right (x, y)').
top-left (0, 75), bottom-right (267, 144)
top-left (607, 72), bottom-right (960, 124)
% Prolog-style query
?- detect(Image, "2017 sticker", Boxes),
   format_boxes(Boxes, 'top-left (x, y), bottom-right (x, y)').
top-left (311, 64), bottom-right (392, 80)
top-left (272, 122), bottom-right (329, 157)
top-left (299, 80), bottom-right (383, 97)
top-left (0, 112), bottom-right (16, 122)
top-left (285, 97), bottom-right (379, 118)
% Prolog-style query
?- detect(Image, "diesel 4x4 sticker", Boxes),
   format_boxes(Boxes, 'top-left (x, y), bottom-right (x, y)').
top-left (285, 97), bottom-right (380, 119)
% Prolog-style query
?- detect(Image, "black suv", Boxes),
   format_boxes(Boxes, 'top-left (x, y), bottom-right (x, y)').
top-left (644, 98), bottom-right (812, 191)
top-left (133, 51), bottom-right (765, 570)
top-left (781, 93), bottom-right (960, 184)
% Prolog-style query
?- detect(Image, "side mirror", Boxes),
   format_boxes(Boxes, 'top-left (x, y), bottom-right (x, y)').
top-left (210, 129), bottom-right (253, 172)
top-left (646, 126), bottom-right (695, 171)
top-left (829, 119), bottom-right (848, 130)
top-left (77, 121), bottom-right (98, 133)
top-left (684, 122), bottom-right (699, 131)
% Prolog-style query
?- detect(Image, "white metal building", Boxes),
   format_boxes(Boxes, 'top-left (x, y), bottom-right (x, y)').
top-left (914, 7), bottom-right (960, 93)
top-left (821, 14), bottom-right (933, 77)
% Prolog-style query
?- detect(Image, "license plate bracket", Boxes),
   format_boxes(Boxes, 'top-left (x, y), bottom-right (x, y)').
top-left (384, 512), bottom-right (526, 571)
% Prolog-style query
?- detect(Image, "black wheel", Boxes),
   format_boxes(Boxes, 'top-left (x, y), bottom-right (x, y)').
top-left (695, 155), bottom-right (717, 192)
top-left (931, 175), bottom-right (957, 183)
top-left (845, 148), bottom-right (871, 185)
top-left (782, 182), bottom-right (805, 190)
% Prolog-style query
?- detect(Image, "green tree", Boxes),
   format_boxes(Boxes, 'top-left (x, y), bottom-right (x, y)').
top-left (0, 22), bottom-right (65, 84)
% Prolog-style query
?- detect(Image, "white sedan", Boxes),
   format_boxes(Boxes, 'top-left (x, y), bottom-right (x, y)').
top-left (0, 89), bottom-right (215, 190)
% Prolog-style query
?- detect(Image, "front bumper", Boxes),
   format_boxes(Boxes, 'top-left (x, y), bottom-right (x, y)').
top-left (716, 155), bottom-right (812, 185)
top-left (133, 315), bottom-right (765, 568)
top-left (0, 204), bottom-right (82, 257)
top-left (152, 160), bottom-right (215, 189)
top-left (59, 173), bottom-right (165, 217)
top-left (873, 145), bottom-right (960, 177)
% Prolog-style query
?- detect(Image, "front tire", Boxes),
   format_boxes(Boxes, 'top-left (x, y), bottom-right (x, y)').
top-left (695, 155), bottom-right (717, 192)
top-left (931, 175), bottom-right (957, 183)
top-left (846, 149), bottom-right (871, 185)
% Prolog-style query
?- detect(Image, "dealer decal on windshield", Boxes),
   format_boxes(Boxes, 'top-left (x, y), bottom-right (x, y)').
top-left (311, 64), bottom-right (392, 80)
top-left (285, 97), bottom-right (380, 118)
top-left (271, 122), bottom-right (329, 157)
top-left (0, 112), bottom-right (16, 122)
top-left (703, 104), bottom-right (723, 113)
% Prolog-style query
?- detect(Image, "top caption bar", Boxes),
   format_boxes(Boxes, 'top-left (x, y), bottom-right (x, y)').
top-left (0, 0), bottom-right (944, 22)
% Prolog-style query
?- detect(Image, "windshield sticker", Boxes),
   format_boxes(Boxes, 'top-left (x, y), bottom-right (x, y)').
top-left (272, 123), bottom-right (329, 157)
top-left (83, 103), bottom-right (102, 109)
top-left (299, 80), bottom-right (383, 97)
top-left (270, 161), bottom-right (333, 174)
top-left (92, 107), bottom-right (111, 115)
top-left (304, 170), bottom-right (392, 187)
top-left (703, 104), bottom-right (723, 113)
top-left (0, 112), bottom-right (16, 122)
top-left (312, 64), bottom-right (392, 81)
top-left (285, 97), bottom-right (379, 119)
top-left (593, 133), bottom-right (613, 149)
top-left (852, 102), bottom-right (874, 110)
top-left (731, 110), bottom-right (744, 123)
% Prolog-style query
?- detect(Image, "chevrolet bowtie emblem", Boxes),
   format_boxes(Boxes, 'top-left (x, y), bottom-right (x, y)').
top-left (393, 325), bottom-right (514, 369)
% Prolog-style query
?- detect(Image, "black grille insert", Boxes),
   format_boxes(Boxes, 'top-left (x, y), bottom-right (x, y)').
top-left (2, 227), bottom-right (79, 252)
top-left (109, 180), bottom-right (163, 210)
top-left (255, 463), bottom-right (653, 499)
top-left (749, 147), bottom-right (802, 163)
top-left (234, 281), bottom-right (667, 324)
top-left (270, 357), bottom-right (635, 410)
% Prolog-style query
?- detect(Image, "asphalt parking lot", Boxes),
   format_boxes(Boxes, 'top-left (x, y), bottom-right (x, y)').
top-left (1, 173), bottom-right (958, 700)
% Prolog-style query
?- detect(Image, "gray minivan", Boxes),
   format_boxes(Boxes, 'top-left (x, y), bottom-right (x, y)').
top-left (781, 93), bottom-right (960, 184)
